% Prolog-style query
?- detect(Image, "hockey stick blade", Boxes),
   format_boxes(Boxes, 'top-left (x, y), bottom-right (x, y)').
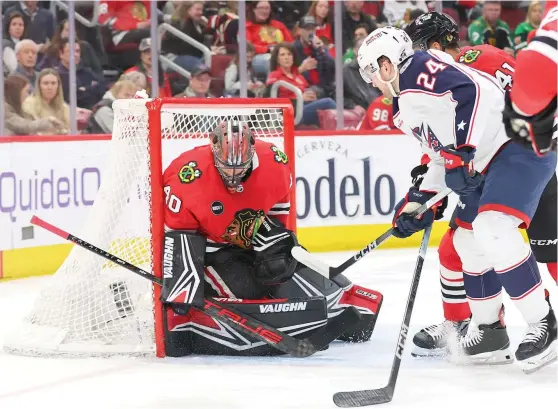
top-left (333, 387), bottom-right (394, 407)
top-left (292, 189), bottom-right (450, 279)
top-left (31, 215), bottom-right (357, 358)
top-left (332, 226), bottom-right (433, 407)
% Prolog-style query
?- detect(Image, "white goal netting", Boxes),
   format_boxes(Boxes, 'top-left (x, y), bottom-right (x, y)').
top-left (4, 99), bottom-right (289, 357)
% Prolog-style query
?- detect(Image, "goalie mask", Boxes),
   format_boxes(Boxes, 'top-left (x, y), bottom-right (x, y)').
top-left (211, 120), bottom-right (255, 191)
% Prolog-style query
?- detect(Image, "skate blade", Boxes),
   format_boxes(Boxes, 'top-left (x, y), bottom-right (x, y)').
top-left (450, 348), bottom-right (514, 366)
top-left (411, 346), bottom-right (448, 358)
top-left (518, 340), bottom-right (557, 374)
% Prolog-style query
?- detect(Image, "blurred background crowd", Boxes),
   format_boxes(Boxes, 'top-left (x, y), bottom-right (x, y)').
top-left (0, 0), bottom-right (541, 136)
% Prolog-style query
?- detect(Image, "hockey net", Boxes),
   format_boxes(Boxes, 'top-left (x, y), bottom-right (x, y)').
top-left (4, 98), bottom-right (295, 357)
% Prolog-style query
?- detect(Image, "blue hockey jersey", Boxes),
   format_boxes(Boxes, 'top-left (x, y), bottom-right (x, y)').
top-left (393, 49), bottom-right (510, 193)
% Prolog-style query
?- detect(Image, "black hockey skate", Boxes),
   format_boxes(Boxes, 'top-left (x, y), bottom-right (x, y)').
top-left (515, 301), bottom-right (557, 374)
top-left (453, 318), bottom-right (513, 365)
top-left (411, 318), bottom-right (470, 358)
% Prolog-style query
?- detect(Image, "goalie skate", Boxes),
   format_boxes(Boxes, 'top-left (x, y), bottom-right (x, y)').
top-left (411, 318), bottom-right (469, 358)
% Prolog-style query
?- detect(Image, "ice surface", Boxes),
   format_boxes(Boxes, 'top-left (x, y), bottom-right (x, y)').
top-left (0, 249), bottom-right (556, 409)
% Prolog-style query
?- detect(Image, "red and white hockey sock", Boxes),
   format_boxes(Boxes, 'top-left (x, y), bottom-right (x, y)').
top-left (438, 228), bottom-right (471, 322)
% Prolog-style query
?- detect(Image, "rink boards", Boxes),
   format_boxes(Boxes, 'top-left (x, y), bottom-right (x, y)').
top-left (0, 130), bottom-right (459, 279)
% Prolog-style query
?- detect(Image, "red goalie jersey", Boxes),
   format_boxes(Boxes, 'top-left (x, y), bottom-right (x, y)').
top-left (163, 140), bottom-right (292, 248)
top-left (511, 0), bottom-right (557, 116)
top-left (456, 44), bottom-right (516, 90)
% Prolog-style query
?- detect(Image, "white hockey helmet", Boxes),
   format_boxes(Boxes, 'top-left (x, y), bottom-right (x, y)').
top-left (357, 26), bottom-right (414, 96)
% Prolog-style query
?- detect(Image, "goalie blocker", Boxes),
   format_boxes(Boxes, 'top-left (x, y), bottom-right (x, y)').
top-left (161, 228), bottom-right (384, 357)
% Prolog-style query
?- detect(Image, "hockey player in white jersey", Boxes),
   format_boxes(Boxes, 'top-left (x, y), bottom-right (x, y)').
top-left (358, 26), bottom-right (557, 373)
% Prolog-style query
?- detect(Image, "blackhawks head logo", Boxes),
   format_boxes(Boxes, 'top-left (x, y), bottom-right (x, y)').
top-left (459, 49), bottom-right (482, 65)
top-left (221, 209), bottom-right (265, 248)
top-left (271, 146), bottom-right (288, 164)
top-left (178, 161), bottom-right (202, 184)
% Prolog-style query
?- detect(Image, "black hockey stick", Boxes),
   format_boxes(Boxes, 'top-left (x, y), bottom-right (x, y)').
top-left (332, 224), bottom-right (433, 407)
top-left (292, 188), bottom-right (451, 279)
top-left (31, 216), bottom-right (361, 358)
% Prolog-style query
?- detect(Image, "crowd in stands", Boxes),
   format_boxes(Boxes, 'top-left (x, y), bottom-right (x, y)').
top-left (1, 0), bottom-right (538, 136)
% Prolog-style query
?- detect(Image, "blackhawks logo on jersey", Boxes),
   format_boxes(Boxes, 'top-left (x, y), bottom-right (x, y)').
top-left (221, 209), bottom-right (265, 248)
top-left (459, 49), bottom-right (482, 65)
top-left (178, 161), bottom-right (202, 184)
top-left (271, 146), bottom-right (288, 164)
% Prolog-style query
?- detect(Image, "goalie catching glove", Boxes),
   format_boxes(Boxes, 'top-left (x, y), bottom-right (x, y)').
top-left (392, 188), bottom-right (447, 238)
top-left (252, 216), bottom-right (299, 286)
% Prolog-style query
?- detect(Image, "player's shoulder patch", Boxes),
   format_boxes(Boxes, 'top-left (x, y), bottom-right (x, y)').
top-left (270, 145), bottom-right (289, 165)
top-left (458, 49), bottom-right (482, 65)
top-left (178, 161), bottom-right (202, 184)
top-left (381, 97), bottom-right (393, 106)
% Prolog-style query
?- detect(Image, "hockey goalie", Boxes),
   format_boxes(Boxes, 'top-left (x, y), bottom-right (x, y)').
top-left (160, 120), bottom-right (383, 356)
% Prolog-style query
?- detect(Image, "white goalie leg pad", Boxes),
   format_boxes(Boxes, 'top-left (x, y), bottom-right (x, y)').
top-left (453, 226), bottom-right (502, 325)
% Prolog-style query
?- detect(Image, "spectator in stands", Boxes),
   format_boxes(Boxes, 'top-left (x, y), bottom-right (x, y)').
top-left (3, 74), bottom-right (63, 136)
top-left (468, 1), bottom-right (513, 55)
top-left (3, 11), bottom-right (27, 48)
top-left (266, 42), bottom-right (336, 127)
top-left (176, 64), bottom-right (214, 98)
top-left (22, 68), bottom-right (70, 133)
top-left (343, 37), bottom-right (379, 114)
top-left (3, 1), bottom-right (54, 55)
top-left (307, 1), bottom-right (333, 45)
top-left (98, 0), bottom-right (155, 67)
top-left (2, 11), bottom-right (26, 75)
top-left (339, 1), bottom-right (377, 52)
top-left (342, 23), bottom-right (370, 64)
top-left (120, 71), bottom-right (148, 93)
top-left (38, 20), bottom-right (103, 78)
top-left (293, 16), bottom-right (335, 99)
top-left (14, 40), bottom-right (39, 92)
top-left (207, 1), bottom-right (239, 54)
top-left (514, 1), bottom-right (543, 52)
top-left (85, 79), bottom-right (139, 134)
top-left (162, 1), bottom-right (210, 73)
top-left (125, 38), bottom-right (173, 98)
top-left (224, 42), bottom-right (265, 97)
top-left (3, 41), bottom-right (18, 76)
top-left (382, 0), bottom-right (429, 26)
top-left (359, 95), bottom-right (396, 131)
top-left (56, 39), bottom-right (106, 110)
top-left (246, 1), bottom-right (293, 80)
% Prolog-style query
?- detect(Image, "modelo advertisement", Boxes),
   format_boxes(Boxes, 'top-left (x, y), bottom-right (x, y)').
top-left (0, 134), bottom-right (423, 251)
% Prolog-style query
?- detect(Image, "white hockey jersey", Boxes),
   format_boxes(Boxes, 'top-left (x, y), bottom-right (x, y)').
top-left (393, 49), bottom-right (510, 193)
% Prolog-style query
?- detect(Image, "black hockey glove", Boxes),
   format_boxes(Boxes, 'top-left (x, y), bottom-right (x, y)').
top-left (503, 92), bottom-right (557, 157)
top-left (410, 163), bottom-right (428, 189)
top-left (252, 216), bottom-right (299, 286)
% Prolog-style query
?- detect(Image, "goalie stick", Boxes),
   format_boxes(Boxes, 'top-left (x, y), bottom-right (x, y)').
top-left (291, 188), bottom-right (451, 279)
top-left (31, 215), bottom-right (361, 358)
top-left (333, 224), bottom-right (433, 407)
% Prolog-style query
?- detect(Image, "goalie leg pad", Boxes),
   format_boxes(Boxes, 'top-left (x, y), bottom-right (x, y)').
top-left (163, 296), bottom-right (328, 357)
top-left (161, 231), bottom-right (206, 310)
top-left (273, 267), bottom-right (383, 343)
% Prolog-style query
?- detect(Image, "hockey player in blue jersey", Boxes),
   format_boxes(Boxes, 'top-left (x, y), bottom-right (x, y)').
top-left (357, 26), bottom-right (557, 373)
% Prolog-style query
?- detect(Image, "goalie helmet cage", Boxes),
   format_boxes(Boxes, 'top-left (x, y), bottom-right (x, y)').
top-left (3, 98), bottom-right (296, 358)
